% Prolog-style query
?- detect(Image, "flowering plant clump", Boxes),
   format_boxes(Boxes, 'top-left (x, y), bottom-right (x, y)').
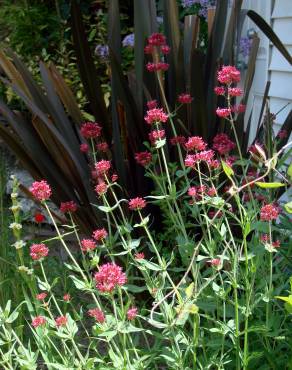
top-left (2, 32), bottom-right (291, 370)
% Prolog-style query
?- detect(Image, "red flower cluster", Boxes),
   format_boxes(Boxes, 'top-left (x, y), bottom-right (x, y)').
top-left (214, 86), bottom-right (225, 95)
top-left (34, 213), bottom-right (45, 223)
top-left (80, 143), bottom-right (89, 153)
top-left (30, 180), bottom-right (52, 201)
top-left (144, 108), bottom-right (168, 125)
top-left (135, 151), bottom-right (152, 166)
top-left (63, 293), bottom-right (71, 302)
top-left (36, 292), bottom-right (47, 301)
top-left (228, 87), bottom-right (243, 97)
top-left (178, 93), bottom-right (192, 104)
top-left (127, 307), bottom-right (138, 320)
top-left (170, 136), bottom-right (186, 146)
top-left (149, 130), bottom-right (165, 145)
top-left (88, 308), bottom-right (105, 323)
top-left (260, 234), bottom-right (280, 248)
top-left (217, 65), bottom-right (241, 85)
top-left (30, 243), bottom-right (49, 260)
top-left (92, 228), bottom-right (108, 241)
top-left (260, 204), bottom-right (279, 222)
top-left (188, 185), bottom-right (216, 201)
top-left (134, 252), bottom-right (145, 260)
top-left (185, 136), bottom-right (207, 151)
top-left (60, 201), bottom-right (78, 213)
top-left (95, 182), bottom-right (107, 196)
top-left (208, 258), bottom-right (221, 267)
top-left (145, 33), bottom-right (170, 72)
top-left (212, 133), bottom-right (236, 155)
top-left (216, 108), bottom-right (231, 118)
top-left (55, 315), bottom-right (67, 327)
top-left (96, 142), bottom-right (109, 152)
top-left (185, 150), bottom-right (215, 167)
top-left (128, 197), bottom-right (146, 211)
top-left (32, 316), bottom-right (46, 328)
top-left (81, 239), bottom-right (97, 252)
top-left (147, 100), bottom-right (158, 109)
top-left (94, 263), bottom-right (127, 293)
top-left (80, 122), bottom-right (102, 139)
top-left (95, 160), bottom-right (111, 175)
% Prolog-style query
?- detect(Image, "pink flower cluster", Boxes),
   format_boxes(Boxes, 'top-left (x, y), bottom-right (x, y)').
top-left (60, 201), bottom-right (78, 213)
top-left (178, 93), bottom-right (192, 104)
top-left (30, 243), bottom-right (49, 260)
top-left (95, 160), bottom-right (111, 175)
top-left (32, 316), bottom-right (46, 328)
top-left (215, 65), bottom-right (244, 119)
top-left (30, 180), bottom-right (52, 201)
top-left (144, 108), bottom-right (168, 125)
top-left (145, 33), bottom-right (170, 72)
top-left (95, 182), bottom-right (108, 196)
top-left (88, 308), bottom-right (105, 323)
top-left (212, 133), bottom-right (236, 155)
top-left (94, 263), bottom-right (127, 293)
top-left (92, 228), bottom-right (108, 241)
top-left (188, 185), bottom-right (216, 201)
top-left (81, 239), bottom-right (97, 253)
top-left (185, 136), bottom-right (207, 152)
top-left (135, 151), bottom-right (152, 166)
top-left (127, 307), bottom-right (138, 320)
top-left (149, 130), bottom-right (165, 145)
top-left (185, 150), bottom-right (215, 167)
top-left (36, 292), bottom-right (47, 301)
top-left (260, 204), bottom-right (279, 222)
top-left (80, 122), bottom-right (102, 139)
top-left (55, 315), bottom-right (67, 327)
top-left (128, 197), bottom-right (146, 211)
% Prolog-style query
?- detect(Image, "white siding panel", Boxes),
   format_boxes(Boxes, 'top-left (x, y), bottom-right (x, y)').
top-left (269, 46), bottom-right (292, 72)
top-left (269, 97), bottom-right (292, 125)
top-left (269, 71), bottom-right (292, 100)
top-left (272, 19), bottom-right (292, 45)
top-left (272, 0), bottom-right (292, 18)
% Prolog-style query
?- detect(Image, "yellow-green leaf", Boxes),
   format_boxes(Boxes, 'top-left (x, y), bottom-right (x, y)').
top-left (185, 282), bottom-right (195, 299)
top-left (255, 182), bottom-right (285, 188)
top-left (221, 160), bottom-right (234, 179)
top-left (288, 162), bottom-right (292, 180)
top-left (284, 201), bottom-right (292, 214)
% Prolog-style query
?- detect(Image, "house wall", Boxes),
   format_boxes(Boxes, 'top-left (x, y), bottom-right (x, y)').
top-left (241, 0), bottom-right (292, 143)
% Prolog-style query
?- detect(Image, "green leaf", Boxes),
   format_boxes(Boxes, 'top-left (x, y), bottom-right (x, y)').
top-left (136, 259), bottom-right (161, 271)
top-left (284, 202), bottom-right (292, 214)
top-left (255, 182), bottom-right (285, 188)
top-left (288, 162), bottom-right (292, 180)
top-left (185, 282), bottom-right (195, 299)
top-left (70, 275), bottom-right (92, 291)
top-left (221, 160), bottom-right (234, 178)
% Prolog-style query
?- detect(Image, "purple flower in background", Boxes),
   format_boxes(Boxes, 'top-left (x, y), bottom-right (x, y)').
top-left (181, 0), bottom-right (199, 8)
top-left (95, 44), bottom-right (109, 60)
top-left (239, 37), bottom-right (252, 58)
top-left (157, 16), bottom-right (163, 25)
top-left (122, 33), bottom-right (135, 48)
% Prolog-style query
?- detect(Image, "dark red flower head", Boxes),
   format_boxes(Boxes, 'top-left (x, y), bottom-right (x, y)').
top-left (80, 122), bottom-right (102, 139)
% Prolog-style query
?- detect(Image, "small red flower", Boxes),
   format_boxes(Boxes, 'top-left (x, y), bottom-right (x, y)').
top-left (32, 316), bottom-right (46, 328)
top-left (92, 228), bottom-right (108, 242)
top-left (96, 142), bottom-right (109, 152)
top-left (34, 213), bottom-right (45, 223)
top-left (146, 62), bottom-right (169, 72)
top-left (207, 187), bottom-right (216, 197)
top-left (208, 258), bottom-right (221, 266)
top-left (147, 33), bottom-right (166, 46)
top-left (135, 151), bottom-right (152, 166)
top-left (30, 243), bottom-right (49, 261)
top-left (214, 86), bottom-right (225, 95)
top-left (95, 160), bottom-right (111, 175)
top-left (161, 45), bottom-right (171, 54)
top-left (127, 307), bottom-right (138, 320)
top-left (80, 143), bottom-right (89, 153)
top-left (134, 252), bottom-right (145, 260)
top-left (260, 204), bottom-right (279, 222)
top-left (195, 150), bottom-right (215, 162)
top-left (55, 315), bottom-right (67, 327)
top-left (188, 187), bottom-right (197, 197)
top-left (60, 201), bottom-right (78, 213)
top-left (147, 100), bottom-right (158, 110)
top-left (95, 182), bottom-right (107, 196)
top-left (228, 87), bottom-right (243, 96)
top-left (216, 108), bottom-right (231, 118)
top-left (80, 122), bottom-right (102, 139)
top-left (128, 197), bottom-right (146, 211)
top-left (178, 93), bottom-right (192, 104)
top-left (144, 108), bottom-right (168, 125)
top-left (88, 308), bottom-right (105, 323)
top-left (277, 129), bottom-right (288, 139)
top-left (111, 173), bottom-right (118, 182)
top-left (63, 294), bottom-right (71, 302)
top-left (184, 154), bottom-right (196, 168)
top-left (149, 130), bottom-right (165, 144)
top-left (185, 136), bottom-right (207, 151)
top-left (212, 133), bottom-right (236, 155)
top-left (94, 263), bottom-right (127, 293)
top-left (36, 292), bottom-right (47, 301)
top-left (170, 136), bottom-right (186, 146)
top-left (272, 240), bottom-right (280, 248)
top-left (81, 239), bottom-right (97, 252)
top-left (232, 104), bottom-right (246, 113)
top-left (30, 180), bottom-right (52, 201)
